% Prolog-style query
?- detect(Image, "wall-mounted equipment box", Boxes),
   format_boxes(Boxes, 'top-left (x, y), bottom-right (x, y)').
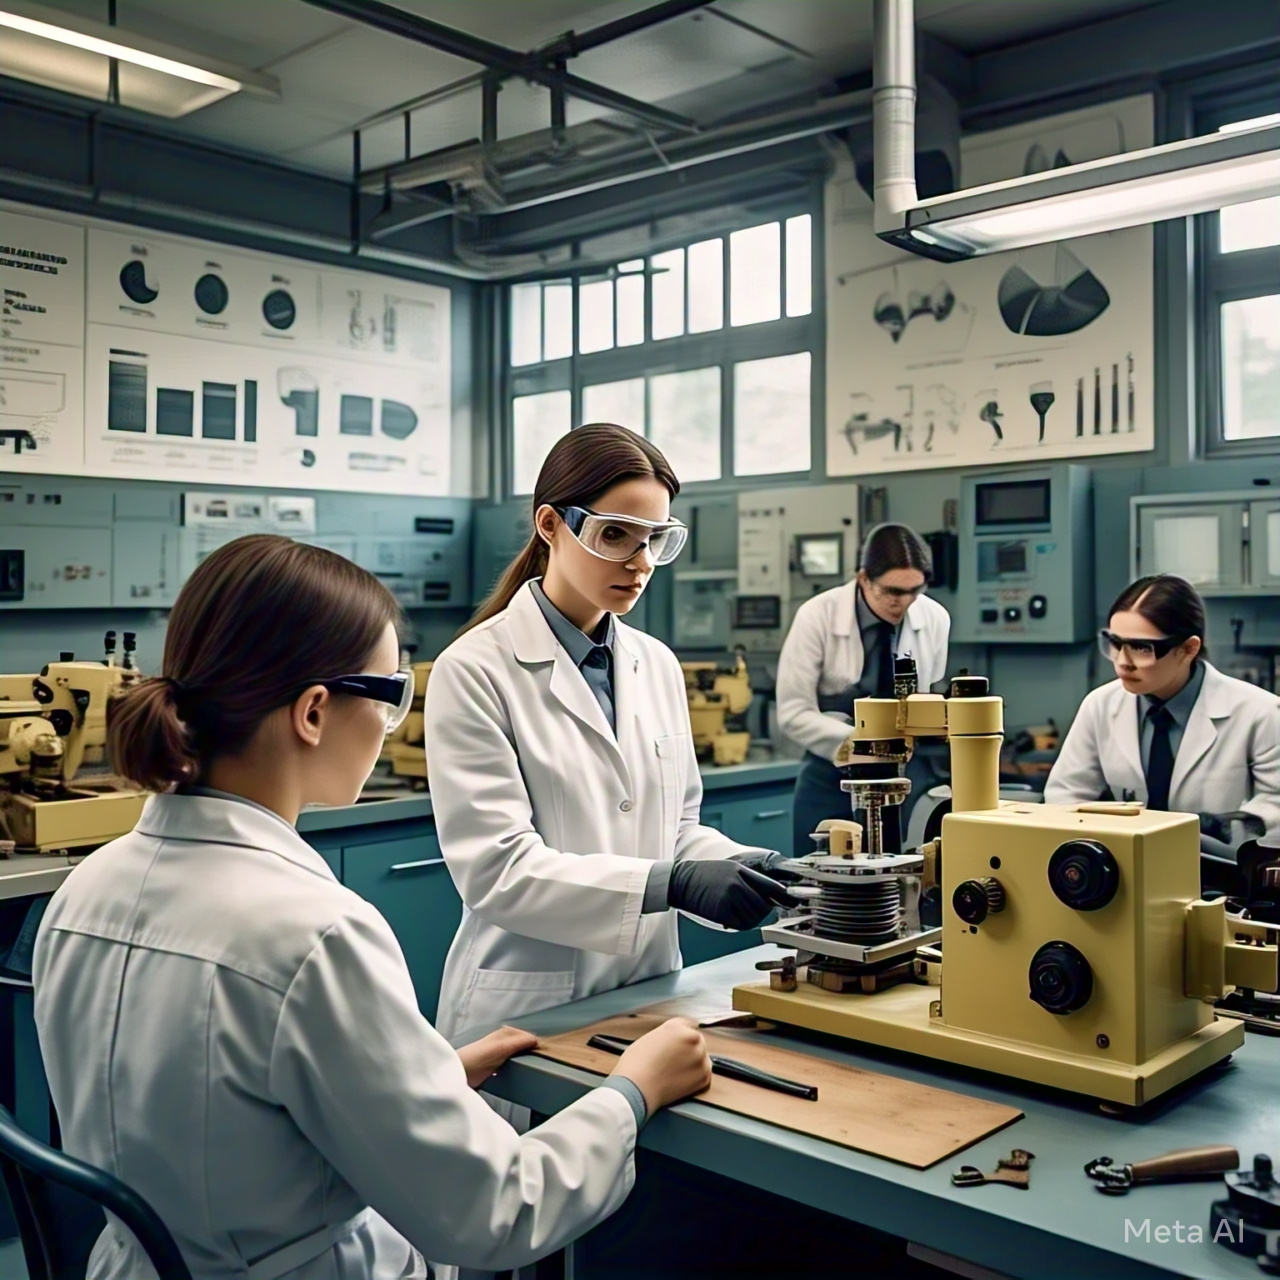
top-left (954, 464), bottom-right (1093, 643)
top-left (1131, 491), bottom-right (1280, 596)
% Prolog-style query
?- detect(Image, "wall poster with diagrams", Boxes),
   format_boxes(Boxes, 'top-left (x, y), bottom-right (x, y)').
top-left (824, 96), bottom-right (1155, 478)
top-left (1, 201), bottom-right (453, 495)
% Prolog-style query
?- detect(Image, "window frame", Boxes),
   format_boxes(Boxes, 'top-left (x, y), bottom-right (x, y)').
top-left (1195, 87), bottom-right (1280, 459)
top-left (499, 196), bottom-right (823, 498)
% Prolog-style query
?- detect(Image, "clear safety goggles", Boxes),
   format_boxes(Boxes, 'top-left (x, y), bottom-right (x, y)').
top-left (556, 505), bottom-right (689, 566)
top-left (319, 670), bottom-right (413, 735)
top-left (1096, 629), bottom-right (1189, 668)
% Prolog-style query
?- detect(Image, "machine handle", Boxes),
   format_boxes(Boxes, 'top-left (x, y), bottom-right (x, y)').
top-left (389, 857), bottom-right (447, 872)
top-left (1129, 1146), bottom-right (1239, 1184)
top-left (753, 810), bottom-right (788, 820)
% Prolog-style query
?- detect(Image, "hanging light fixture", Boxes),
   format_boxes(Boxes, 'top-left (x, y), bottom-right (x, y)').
top-left (872, 0), bottom-right (1280, 261)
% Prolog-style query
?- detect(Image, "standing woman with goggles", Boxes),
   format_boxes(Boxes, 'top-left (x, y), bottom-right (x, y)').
top-left (1046, 574), bottom-right (1280, 849)
top-left (777, 523), bottom-right (951, 858)
top-left (426, 424), bottom-right (794, 1051)
top-left (34, 534), bottom-right (712, 1279)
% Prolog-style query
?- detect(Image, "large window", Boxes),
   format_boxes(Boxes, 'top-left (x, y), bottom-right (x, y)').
top-left (1199, 107), bottom-right (1280, 454)
top-left (504, 211), bottom-right (818, 495)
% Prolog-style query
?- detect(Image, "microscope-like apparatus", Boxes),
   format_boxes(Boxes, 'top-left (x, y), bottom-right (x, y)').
top-left (0, 633), bottom-right (148, 853)
top-left (733, 660), bottom-right (1279, 1106)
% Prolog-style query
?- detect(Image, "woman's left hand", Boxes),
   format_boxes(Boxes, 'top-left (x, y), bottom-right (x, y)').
top-left (457, 1026), bottom-right (539, 1089)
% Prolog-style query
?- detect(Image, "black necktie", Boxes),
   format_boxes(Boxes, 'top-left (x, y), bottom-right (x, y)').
top-left (876, 621), bottom-right (895, 697)
top-left (1145, 704), bottom-right (1174, 811)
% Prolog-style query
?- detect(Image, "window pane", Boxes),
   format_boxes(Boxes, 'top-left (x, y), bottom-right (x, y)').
top-left (730, 224), bottom-right (780, 327)
top-left (543, 283), bottom-right (573, 361)
top-left (733, 352), bottom-right (811, 476)
top-left (649, 368), bottom-right (720, 481)
top-left (510, 283), bottom-right (542, 366)
top-left (1221, 295), bottom-right (1280, 440)
top-left (1220, 197), bottom-right (1280, 253)
top-left (583, 378), bottom-right (645, 431)
top-left (651, 249), bottom-right (684, 340)
top-left (687, 238), bottom-right (724, 333)
top-left (786, 215), bottom-right (813, 317)
top-left (616, 274), bottom-right (645, 347)
top-left (512, 391), bottom-right (571, 494)
top-left (578, 279), bottom-right (614, 354)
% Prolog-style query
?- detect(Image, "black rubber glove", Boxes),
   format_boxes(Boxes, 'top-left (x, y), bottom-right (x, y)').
top-left (732, 849), bottom-right (804, 884)
top-left (668, 860), bottom-right (795, 930)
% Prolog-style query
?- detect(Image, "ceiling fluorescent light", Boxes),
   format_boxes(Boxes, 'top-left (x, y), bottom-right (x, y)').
top-left (871, 0), bottom-right (1280, 261)
top-left (0, 2), bottom-right (279, 98)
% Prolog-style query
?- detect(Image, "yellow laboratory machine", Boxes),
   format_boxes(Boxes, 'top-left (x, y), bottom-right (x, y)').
top-left (732, 663), bottom-right (1279, 1106)
top-left (682, 652), bottom-right (752, 766)
top-left (0, 649), bottom-right (147, 853)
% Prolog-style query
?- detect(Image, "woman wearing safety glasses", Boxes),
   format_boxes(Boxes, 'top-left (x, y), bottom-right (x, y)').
top-left (425, 424), bottom-right (795, 1058)
top-left (34, 534), bottom-right (713, 1278)
top-left (777, 523), bottom-right (951, 858)
top-left (1045, 574), bottom-right (1280, 853)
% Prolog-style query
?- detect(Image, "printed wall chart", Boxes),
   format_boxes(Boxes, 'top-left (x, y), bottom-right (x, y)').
top-left (825, 96), bottom-right (1155, 477)
top-left (1, 202), bottom-right (453, 495)
top-left (0, 209), bottom-right (86, 474)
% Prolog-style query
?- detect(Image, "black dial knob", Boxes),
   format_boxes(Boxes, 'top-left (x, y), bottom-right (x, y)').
top-left (1029, 940), bottom-right (1094, 1014)
top-left (119, 259), bottom-right (158, 304)
top-left (1049, 840), bottom-right (1119, 911)
top-left (953, 877), bottom-right (1006, 925)
top-left (262, 288), bottom-right (297, 330)
top-left (194, 273), bottom-right (228, 315)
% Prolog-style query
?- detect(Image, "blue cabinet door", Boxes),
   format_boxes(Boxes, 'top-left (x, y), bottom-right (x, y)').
top-left (722, 792), bottom-right (792, 853)
top-left (341, 830), bottom-right (462, 1023)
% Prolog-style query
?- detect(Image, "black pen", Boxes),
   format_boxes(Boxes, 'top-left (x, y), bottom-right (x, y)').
top-left (586, 1033), bottom-right (819, 1101)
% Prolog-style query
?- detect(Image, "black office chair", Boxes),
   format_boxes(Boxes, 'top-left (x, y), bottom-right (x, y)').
top-left (0, 1105), bottom-right (192, 1280)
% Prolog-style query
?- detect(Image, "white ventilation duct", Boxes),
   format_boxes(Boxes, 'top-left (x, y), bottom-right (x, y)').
top-left (872, 0), bottom-right (1280, 261)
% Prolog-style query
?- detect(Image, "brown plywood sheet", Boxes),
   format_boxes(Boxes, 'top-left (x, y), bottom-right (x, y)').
top-left (533, 1011), bottom-right (1023, 1169)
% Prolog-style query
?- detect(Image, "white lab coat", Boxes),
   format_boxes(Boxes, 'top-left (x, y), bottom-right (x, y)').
top-left (776, 582), bottom-right (951, 762)
top-left (426, 581), bottom-right (764, 1042)
top-left (33, 793), bottom-right (638, 1280)
top-left (1044, 663), bottom-right (1280, 837)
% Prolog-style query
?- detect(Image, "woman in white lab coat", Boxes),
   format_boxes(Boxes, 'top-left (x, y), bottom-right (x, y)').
top-left (426, 424), bottom-right (793, 1046)
top-left (33, 534), bottom-right (711, 1280)
top-left (1045, 574), bottom-right (1280, 848)
top-left (777, 523), bottom-right (950, 857)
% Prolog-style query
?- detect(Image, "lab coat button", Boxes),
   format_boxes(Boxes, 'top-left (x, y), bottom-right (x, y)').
top-left (619, 799), bottom-right (634, 813)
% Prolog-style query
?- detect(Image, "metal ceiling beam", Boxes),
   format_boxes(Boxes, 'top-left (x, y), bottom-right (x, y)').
top-left (297, 0), bottom-right (699, 134)
top-left (537, 0), bottom-right (713, 58)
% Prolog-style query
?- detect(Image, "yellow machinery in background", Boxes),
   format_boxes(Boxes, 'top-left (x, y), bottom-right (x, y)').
top-left (733, 662), bottom-right (1278, 1107)
top-left (383, 661), bottom-right (432, 784)
top-left (682, 651), bottom-right (752, 766)
top-left (0, 645), bottom-right (148, 853)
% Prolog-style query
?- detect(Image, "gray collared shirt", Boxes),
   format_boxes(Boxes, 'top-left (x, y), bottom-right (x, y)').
top-left (1137, 659), bottom-right (1206, 772)
top-left (855, 589), bottom-right (901, 699)
top-left (530, 579), bottom-right (617, 733)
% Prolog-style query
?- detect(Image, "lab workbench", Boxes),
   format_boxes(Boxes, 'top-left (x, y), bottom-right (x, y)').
top-left (483, 948), bottom-right (1279, 1280)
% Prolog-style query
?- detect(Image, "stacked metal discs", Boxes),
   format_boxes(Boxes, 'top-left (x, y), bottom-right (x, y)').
top-left (811, 877), bottom-right (902, 944)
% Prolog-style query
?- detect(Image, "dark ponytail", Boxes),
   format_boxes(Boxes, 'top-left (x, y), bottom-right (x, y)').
top-left (859, 523), bottom-right (932, 581)
top-left (466, 422), bottom-right (679, 631)
top-left (108, 535), bottom-right (401, 792)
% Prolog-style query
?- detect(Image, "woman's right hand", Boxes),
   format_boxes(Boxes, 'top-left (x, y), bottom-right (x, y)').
top-left (613, 1017), bottom-right (712, 1113)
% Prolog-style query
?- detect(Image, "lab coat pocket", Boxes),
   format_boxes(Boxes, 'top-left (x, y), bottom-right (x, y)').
top-left (458, 967), bottom-right (576, 1029)
top-left (655, 733), bottom-right (692, 844)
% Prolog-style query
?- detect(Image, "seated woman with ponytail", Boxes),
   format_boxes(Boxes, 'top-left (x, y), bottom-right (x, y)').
top-left (32, 533), bottom-right (711, 1280)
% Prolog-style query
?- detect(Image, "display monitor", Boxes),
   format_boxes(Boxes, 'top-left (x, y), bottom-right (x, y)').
top-left (796, 533), bottom-right (844, 579)
top-left (975, 478), bottom-right (1051, 528)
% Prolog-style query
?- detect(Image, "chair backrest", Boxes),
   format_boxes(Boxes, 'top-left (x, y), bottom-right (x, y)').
top-left (0, 1106), bottom-right (192, 1280)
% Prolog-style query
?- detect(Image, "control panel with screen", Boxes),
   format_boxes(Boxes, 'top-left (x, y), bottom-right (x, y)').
top-left (955, 465), bottom-right (1093, 644)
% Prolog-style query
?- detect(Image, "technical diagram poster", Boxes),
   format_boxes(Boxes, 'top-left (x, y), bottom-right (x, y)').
top-left (825, 96), bottom-right (1155, 477)
top-left (84, 225), bottom-right (452, 495)
top-left (0, 208), bottom-right (86, 473)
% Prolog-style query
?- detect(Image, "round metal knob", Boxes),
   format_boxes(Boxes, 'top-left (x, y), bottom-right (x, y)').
top-left (1029, 940), bottom-right (1094, 1014)
top-left (1048, 839), bottom-right (1119, 912)
top-left (953, 877), bottom-right (1006, 925)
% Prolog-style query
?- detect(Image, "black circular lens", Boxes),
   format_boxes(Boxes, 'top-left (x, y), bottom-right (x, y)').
top-left (194, 273), bottom-right (228, 315)
top-left (1048, 839), bottom-right (1119, 911)
top-left (952, 877), bottom-right (1005, 926)
top-left (262, 288), bottom-right (296, 330)
top-left (1029, 940), bottom-right (1093, 1014)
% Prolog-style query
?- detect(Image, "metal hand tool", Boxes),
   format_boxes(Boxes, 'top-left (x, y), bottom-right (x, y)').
top-left (586, 1033), bottom-right (819, 1100)
top-left (1085, 1145), bottom-right (1239, 1194)
top-left (952, 1149), bottom-right (1036, 1189)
